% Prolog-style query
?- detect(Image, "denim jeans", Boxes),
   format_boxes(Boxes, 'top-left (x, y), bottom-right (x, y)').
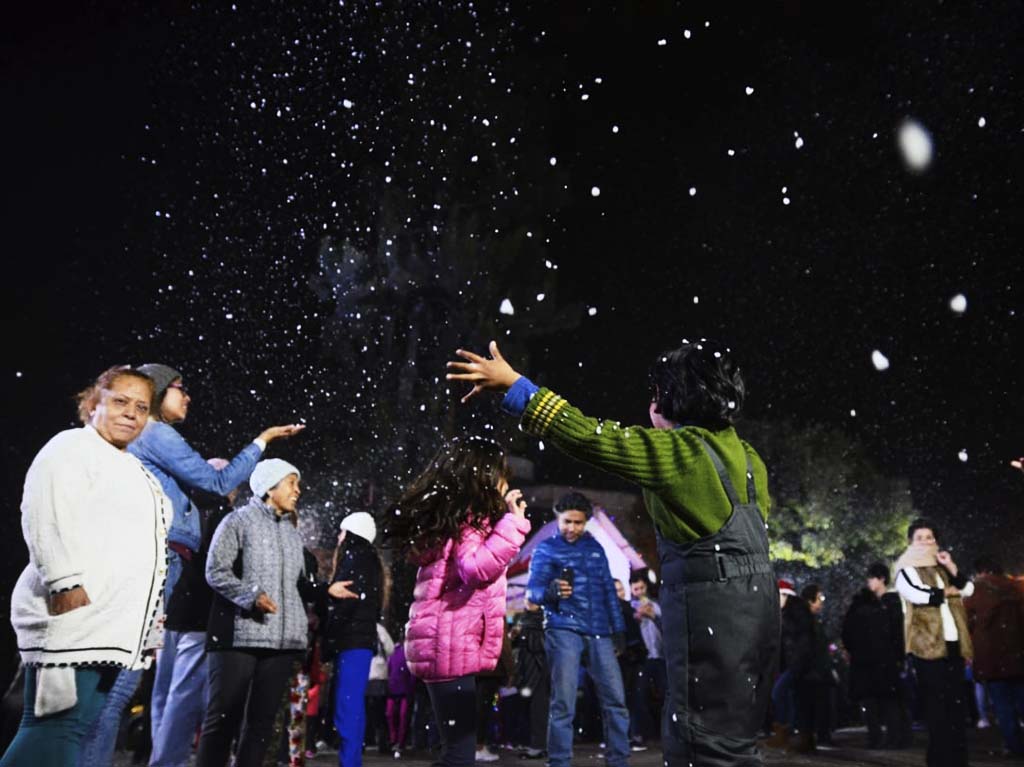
top-left (149, 626), bottom-right (182, 746)
top-left (0, 667), bottom-right (116, 767)
top-left (77, 666), bottom-right (142, 766)
top-left (149, 631), bottom-right (208, 766)
top-left (988, 679), bottom-right (1024, 756)
top-left (771, 669), bottom-right (795, 726)
top-left (545, 629), bottom-right (629, 767)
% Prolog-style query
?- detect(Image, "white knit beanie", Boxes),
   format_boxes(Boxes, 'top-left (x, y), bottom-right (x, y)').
top-left (339, 511), bottom-right (377, 544)
top-left (250, 458), bottom-right (301, 499)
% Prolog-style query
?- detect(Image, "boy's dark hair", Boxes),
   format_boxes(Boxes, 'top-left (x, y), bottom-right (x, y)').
top-left (867, 562), bottom-right (890, 585)
top-left (554, 491), bottom-right (593, 518)
top-left (907, 517), bottom-right (938, 543)
top-left (649, 339), bottom-right (744, 429)
top-left (629, 571), bottom-right (647, 585)
top-left (973, 555), bottom-right (1004, 576)
top-left (800, 583), bottom-right (822, 603)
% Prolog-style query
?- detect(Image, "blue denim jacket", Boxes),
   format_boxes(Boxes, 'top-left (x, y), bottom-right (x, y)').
top-left (128, 421), bottom-right (262, 552)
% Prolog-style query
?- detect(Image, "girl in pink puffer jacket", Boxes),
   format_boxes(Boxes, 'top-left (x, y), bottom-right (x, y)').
top-left (387, 437), bottom-right (529, 767)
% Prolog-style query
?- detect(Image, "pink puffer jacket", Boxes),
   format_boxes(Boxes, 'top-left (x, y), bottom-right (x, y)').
top-left (405, 512), bottom-right (530, 682)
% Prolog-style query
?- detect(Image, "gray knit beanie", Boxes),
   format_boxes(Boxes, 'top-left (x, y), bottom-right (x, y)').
top-left (136, 363), bottom-right (183, 399)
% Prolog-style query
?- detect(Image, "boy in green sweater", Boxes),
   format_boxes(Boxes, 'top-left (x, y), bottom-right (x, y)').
top-left (447, 339), bottom-right (779, 766)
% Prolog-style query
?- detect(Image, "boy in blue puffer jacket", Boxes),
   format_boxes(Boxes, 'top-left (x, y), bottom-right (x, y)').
top-left (526, 492), bottom-right (630, 767)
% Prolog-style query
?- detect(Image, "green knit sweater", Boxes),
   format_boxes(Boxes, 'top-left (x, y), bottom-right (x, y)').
top-left (521, 387), bottom-right (770, 544)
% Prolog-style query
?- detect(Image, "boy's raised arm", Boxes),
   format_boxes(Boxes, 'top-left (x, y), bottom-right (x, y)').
top-left (447, 341), bottom-right (697, 492)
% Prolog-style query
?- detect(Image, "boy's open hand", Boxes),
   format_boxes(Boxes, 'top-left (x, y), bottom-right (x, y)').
top-left (446, 341), bottom-right (522, 404)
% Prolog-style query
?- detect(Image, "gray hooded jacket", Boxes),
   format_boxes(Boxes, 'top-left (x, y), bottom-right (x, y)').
top-left (206, 498), bottom-right (309, 651)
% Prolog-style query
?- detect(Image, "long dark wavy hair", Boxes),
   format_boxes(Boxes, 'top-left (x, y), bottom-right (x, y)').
top-left (387, 436), bottom-right (510, 562)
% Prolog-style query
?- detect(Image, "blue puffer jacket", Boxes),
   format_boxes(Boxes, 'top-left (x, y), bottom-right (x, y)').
top-left (128, 421), bottom-right (262, 552)
top-left (526, 532), bottom-right (625, 637)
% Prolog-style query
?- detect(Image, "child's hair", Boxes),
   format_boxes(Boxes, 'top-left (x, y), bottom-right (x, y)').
top-left (389, 436), bottom-right (511, 561)
top-left (553, 491), bottom-right (593, 518)
top-left (649, 339), bottom-right (744, 429)
top-left (331, 530), bottom-right (391, 616)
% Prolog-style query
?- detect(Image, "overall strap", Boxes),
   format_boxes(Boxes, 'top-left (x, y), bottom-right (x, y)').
top-left (696, 437), bottom-right (758, 507)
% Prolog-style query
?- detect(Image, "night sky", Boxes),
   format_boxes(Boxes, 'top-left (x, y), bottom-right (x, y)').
top-left (2, 0), bottom-right (1022, 599)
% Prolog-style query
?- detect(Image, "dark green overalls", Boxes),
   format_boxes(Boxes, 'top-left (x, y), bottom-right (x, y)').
top-left (658, 438), bottom-right (780, 766)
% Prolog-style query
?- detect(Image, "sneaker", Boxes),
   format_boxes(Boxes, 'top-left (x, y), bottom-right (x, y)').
top-left (476, 746), bottom-right (500, 762)
top-left (316, 739), bottom-right (336, 753)
top-left (630, 737), bottom-right (648, 752)
top-left (520, 748), bottom-right (545, 759)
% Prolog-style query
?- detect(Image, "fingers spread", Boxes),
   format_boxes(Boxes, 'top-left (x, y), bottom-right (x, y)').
top-left (455, 348), bottom-right (486, 364)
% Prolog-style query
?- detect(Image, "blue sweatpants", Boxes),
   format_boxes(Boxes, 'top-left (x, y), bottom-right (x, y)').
top-left (334, 649), bottom-right (373, 767)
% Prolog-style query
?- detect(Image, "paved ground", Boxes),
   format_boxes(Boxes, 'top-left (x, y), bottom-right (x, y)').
top-left (112, 725), bottom-right (1020, 766)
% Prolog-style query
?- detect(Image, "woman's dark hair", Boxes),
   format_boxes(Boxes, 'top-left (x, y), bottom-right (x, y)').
top-left (649, 339), bottom-right (744, 429)
top-left (387, 436), bottom-right (511, 562)
top-left (907, 517), bottom-right (939, 543)
top-left (554, 491), bottom-right (593, 518)
top-left (330, 532), bottom-right (391, 616)
top-left (75, 366), bottom-right (155, 425)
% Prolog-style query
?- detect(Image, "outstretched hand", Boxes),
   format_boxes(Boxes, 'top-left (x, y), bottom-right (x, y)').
top-left (446, 341), bottom-right (522, 404)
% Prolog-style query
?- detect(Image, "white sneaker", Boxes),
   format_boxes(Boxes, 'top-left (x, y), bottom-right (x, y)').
top-left (978, 718), bottom-right (991, 729)
top-left (476, 746), bottom-right (500, 762)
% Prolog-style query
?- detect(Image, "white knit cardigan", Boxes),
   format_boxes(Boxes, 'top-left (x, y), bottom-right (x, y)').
top-left (12, 425), bottom-right (169, 669)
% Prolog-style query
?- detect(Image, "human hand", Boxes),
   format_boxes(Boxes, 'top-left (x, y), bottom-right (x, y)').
top-left (328, 580), bottom-right (358, 600)
top-left (505, 489), bottom-right (527, 518)
top-left (446, 341), bottom-right (522, 404)
top-left (945, 585), bottom-right (961, 598)
top-left (258, 424), bottom-right (307, 444)
top-left (49, 587), bottom-right (90, 615)
top-left (554, 579), bottom-right (573, 599)
top-left (254, 593), bottom-right (279, 614)
top-left (936, 550), bottom-right (957, 576)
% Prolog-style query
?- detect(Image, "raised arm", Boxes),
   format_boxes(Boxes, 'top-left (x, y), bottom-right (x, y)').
top-left (136, 424), bottom-right (261, 496)
top-left (454, 513), bottom-right (530, 588)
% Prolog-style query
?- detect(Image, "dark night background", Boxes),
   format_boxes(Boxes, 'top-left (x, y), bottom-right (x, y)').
top-left (1, 1), bottom-right (1021, 660)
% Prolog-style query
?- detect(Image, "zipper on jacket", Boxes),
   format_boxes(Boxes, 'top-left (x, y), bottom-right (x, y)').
top-left (278, 519), bottom-right (287, 647)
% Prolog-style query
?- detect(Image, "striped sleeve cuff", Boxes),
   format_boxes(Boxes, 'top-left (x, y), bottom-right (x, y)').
top-left (522, 388), bottom-right (570, 435)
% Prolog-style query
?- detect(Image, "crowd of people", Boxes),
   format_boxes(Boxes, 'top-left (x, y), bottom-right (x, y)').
top-left (2, 345), bottom-right (1023, 767)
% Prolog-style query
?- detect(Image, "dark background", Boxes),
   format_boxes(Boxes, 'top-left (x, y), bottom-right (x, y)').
top-left (1, 1), bottom-right (1021, 652)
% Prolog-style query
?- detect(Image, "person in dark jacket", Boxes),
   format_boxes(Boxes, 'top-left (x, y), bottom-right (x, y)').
top-left (150, 463), bottom-right (240, 767)
top-left (783, 584), bottom-right (832, 753)
top-left (965, 556), bottom-right (1024, 757)
top-left (511, 603), bottom-right (549, 759)
top-left (615, 579), bottom-right (649, 751)
top-left (322, 512), bottom-right (387, 767)
top-left (842, 562), bottom-right (907, 749)
top-left (525, 492), bottom-right (629, 767)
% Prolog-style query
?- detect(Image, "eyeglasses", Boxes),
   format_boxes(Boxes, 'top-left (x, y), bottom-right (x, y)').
top-left (167, 382), bottom-right (189, 395)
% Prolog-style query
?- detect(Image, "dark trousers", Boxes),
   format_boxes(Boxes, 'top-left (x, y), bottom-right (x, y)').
top-left (861, 696), bottom-right (904, 748)
top-left (526, 675), bottom-right (550, 751)
top-left (196, 649), bottom-right (299, 767)
top-left (987, 679), bottom-right (1024, 756)
top-left (635, 657), bottom-right (666, 740)
top-left (476, 676), bottom-right (500, 745)
top-left (426, 675), bottom-right (476, 767)
top-left (913, 646), bottom-right (968, 767)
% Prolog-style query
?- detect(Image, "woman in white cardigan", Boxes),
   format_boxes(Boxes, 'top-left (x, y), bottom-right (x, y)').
top-left (1, 367), bottom-right (170, 767)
